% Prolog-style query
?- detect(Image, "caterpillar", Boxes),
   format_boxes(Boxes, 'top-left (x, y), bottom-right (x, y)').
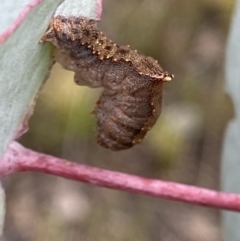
top-left (42, 16), bottom-right (174, 151)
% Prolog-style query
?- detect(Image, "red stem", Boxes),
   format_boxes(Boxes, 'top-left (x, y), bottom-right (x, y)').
top-left (1, 141), bottom-right (240, 212)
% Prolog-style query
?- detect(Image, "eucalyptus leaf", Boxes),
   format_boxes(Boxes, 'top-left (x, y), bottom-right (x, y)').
top-left (0, 0), bottom-right (101, 236)
top-left (0, 185), bottom-right (5, 236)
top-left (222, 0), bottom-right (240, 239)
top-left (0, 0), bottom-right (63, 159)
top-left (0, 0), bottom-right (63, 236)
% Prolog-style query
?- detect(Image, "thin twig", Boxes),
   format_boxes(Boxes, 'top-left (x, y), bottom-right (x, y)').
top-left (1, 141), bottom-right (240, 212)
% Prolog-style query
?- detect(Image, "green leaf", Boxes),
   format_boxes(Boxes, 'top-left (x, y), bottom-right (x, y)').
top-left (0, 0), bottom-right (101, 235)
top-left (0, 0), bottom-right (63, 236)
top-left (0, 0), bottom-right (63, 159)
top-left (222, 0), bottom-right (240, 239)
top-left (0, 185), bottom-right (5, 236)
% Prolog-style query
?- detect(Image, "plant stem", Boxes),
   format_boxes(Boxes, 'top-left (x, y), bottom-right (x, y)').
top-left (1, 141), bottom-right (240, 212)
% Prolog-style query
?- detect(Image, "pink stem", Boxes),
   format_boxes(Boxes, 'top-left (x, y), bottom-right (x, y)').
top-left (1, 141), bottom-right (240, 212)
top-left (96, 0), bottom-right (103, 19)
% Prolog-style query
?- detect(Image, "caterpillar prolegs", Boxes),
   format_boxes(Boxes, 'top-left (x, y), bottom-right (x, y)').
top-left (42, 16), bottom-right (174, 151)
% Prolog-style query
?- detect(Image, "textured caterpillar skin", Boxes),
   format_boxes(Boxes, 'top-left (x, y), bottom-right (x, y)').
top-left (42, 16), bottom-right (174, 151)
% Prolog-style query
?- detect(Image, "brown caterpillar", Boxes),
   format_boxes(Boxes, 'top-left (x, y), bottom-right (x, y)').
top-left (42, 16), bottom-right (174, 151)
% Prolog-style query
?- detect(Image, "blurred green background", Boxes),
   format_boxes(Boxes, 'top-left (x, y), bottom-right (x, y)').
top-left (3, 0), bottom-right (236, 240)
